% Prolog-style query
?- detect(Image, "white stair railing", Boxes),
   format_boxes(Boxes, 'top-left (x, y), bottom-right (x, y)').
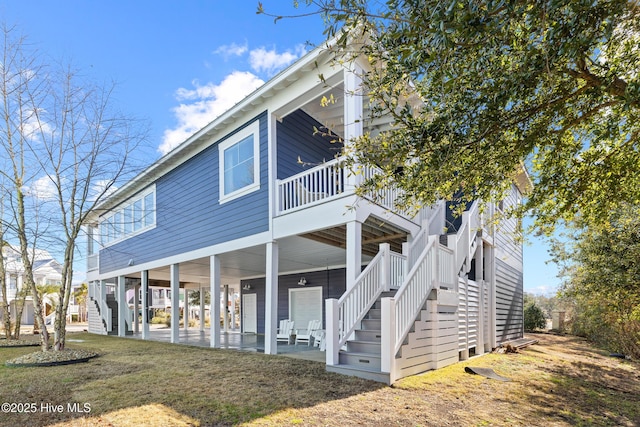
top-left (406, 200), bottom-right (445, 270)
top-left (381, 237), bottom-right (455, 380)
top-left (326, 243), bottom-right (396, 365)
top-left (393, 237), bottom-right (456, 356)
top-left (448, 200), bottom-right (481, 276)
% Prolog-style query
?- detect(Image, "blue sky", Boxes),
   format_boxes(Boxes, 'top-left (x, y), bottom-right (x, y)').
top-left (0, 1), bottom-right (560, 295)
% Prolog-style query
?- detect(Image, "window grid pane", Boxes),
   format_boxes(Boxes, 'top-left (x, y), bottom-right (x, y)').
top-left (223, 135), bottom-right (255, 195)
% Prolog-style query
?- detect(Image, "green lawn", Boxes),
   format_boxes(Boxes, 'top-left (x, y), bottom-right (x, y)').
top-left (1, 332), bottom-right (638, 426)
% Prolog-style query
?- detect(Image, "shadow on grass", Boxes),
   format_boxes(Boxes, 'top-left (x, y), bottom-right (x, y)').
top-left (0, 332), bottom-right (385, 427)
top-left (492, 334), bottom-right (640, 426)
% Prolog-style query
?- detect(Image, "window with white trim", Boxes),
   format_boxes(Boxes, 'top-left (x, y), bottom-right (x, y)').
top-left (219, 121), bottom-right (260, 203)
top-left (100, 186), bottom-right (156, 247)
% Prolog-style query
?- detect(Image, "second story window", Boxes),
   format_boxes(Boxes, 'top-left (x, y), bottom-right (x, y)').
top-left (100, 185), bottom-right (156, 247)
top-left (219, 121), bottom-right (260, 203)
top-left (9, 275), bottom-right (17, 290)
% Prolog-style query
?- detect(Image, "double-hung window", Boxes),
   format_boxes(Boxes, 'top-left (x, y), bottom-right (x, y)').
top-left (219, 121), bottom-right (260, 203)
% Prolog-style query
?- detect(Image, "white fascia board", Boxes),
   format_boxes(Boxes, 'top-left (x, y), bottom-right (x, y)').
top-left (94, 231), bottom-right (272, 280)
top-left (273, 195), bottom-right (360, 239)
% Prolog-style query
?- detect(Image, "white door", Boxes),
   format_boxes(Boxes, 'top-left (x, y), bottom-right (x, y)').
top-left (289, 286), bottom-right (322, 331)
top-left (242, 293), bottom-right (257, 333)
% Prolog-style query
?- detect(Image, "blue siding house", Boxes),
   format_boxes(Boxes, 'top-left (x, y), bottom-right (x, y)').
top-left (85, 43), bottom-right (529, 384)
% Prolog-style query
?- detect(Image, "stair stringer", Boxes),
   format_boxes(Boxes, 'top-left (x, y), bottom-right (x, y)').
top-left (393, 289), bottom-right (460, 379)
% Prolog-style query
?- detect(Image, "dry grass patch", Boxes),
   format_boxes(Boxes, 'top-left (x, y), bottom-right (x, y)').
top-left (1, 332), bottom-right (638, 426)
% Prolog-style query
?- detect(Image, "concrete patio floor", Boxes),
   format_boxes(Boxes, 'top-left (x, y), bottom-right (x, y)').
top-left (123, 326), bottom-right (327, 363)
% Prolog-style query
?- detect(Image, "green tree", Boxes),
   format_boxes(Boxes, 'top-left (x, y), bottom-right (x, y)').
top-left (261, 0), bottom-right (640, 230)
top-left (553, 205), bottom-right (640, 357)
top-left (189, 290), bottom-right (210, 307)
top-left (73, 283), bottom-right (88, 322)
top-left (524, 301), bottom-right (547, 331)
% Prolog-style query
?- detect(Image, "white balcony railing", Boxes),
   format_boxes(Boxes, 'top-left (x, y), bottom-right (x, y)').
top-left (276, 157), bottom-right (415, 220)
top-left (276, 157), bottom-right (345, 214)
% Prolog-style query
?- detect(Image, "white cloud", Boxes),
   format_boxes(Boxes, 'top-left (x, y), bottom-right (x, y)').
top-left (213, 42), bottom-right (248, 59)
top-left (249, 44), bottom-right (307, 76)
top-left (160, 43), bottom-right (308, 155)
top-left (22, 109), bottom-right (54, 141)
top-left (159, 71), bottom-right (265, 155)
top-left (89, 179), bottom-right (117, 202)
top-left (25, 175), bottom-right (57, 201)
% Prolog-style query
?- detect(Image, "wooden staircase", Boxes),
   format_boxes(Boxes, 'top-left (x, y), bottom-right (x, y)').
top-left (87, 298), bottom-right (107, 335)
top-left (326, 291), bottom-right (394, 383)
top-left (325, 201), bottom-right (481, 384)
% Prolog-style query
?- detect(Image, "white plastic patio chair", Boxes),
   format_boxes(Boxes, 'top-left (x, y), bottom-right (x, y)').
top-left (276, 319), bottom-right (295, 344)
top-left (295, 319), bottom-right (322, 346)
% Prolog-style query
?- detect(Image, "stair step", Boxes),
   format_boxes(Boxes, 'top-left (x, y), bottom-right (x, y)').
top-left (339, 351), bottom-right (381, 370)
top-left (355, 329), bottom-right (382, 342)
top-left (326, 363), bottom-right (390, 384)
top-left (346, 340), bottom-right (380, 354)
top-left (361, 318), bottom-right (381, 330)
top-left (367, 308), bottom-right (381, 319)
top-left (372, 292), bottom-right (396, 309)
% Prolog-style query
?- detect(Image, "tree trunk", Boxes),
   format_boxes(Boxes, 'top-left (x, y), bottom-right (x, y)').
top-left (11, 288), bottom-right (28, 340)
top-left (53, 242), bottom-right (76, 351)
top-left (0, 267), bottom-right (11, 340)
top-left (16, 193), bottom-right (49, 350)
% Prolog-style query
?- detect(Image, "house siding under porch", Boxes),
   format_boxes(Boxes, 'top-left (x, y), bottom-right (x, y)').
top-left (240, 268), bottom-right (347, 334)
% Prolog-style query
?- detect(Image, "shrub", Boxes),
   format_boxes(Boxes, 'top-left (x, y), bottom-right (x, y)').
top-left (524, 302), bottom-right (546, 331)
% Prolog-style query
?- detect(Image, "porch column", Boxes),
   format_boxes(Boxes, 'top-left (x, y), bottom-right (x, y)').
top-left (264, 241), bottom-right (279, 355)
top-left (141, 270), bottom-right (149, 340)
top-left (223, 284), bottom-right (229, 332)
top-left (199, 284), bottom-right (205, 332)
top-left (343, 64), bottom-right (364, 190)
top-left (210, 255), bottom-right (221, 348)
top-left (487, 245), bottom-right (497, 349)
top-left (475, 241), bottom-right (485, 355)
top-left (133, 282), bottom-right (140, 334)
top-left (100, 280), bottom-right (107, 332)
top-left (346, 220), bottom-right (362, 289)
top-left (170, 264), bottom-right (180, 344)
top-left (183, 288), bottom-right (189, 331)
top-left (230, 289), bottom-right (236, 331)
top-left (117, 276), bottom-right (126, 337)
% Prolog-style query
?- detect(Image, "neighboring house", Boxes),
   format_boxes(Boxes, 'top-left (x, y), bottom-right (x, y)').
top-left (1, 246), bottom-right (63, 326)
top-left (84, 42), bottom-right (529, 383)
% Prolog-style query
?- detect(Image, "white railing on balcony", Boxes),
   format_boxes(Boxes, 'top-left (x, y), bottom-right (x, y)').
top-left (276, 157), bottom-right (418, 221)
top-left (361, 164), bottom-right (411, 218)
top-left (276, 157), bottom-right (345, 214)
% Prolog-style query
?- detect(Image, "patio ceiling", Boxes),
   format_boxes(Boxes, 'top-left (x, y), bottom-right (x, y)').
top-left (300, 82), bottom-right (395, 140)
top-left (124, 235), bottom-right (365, 287)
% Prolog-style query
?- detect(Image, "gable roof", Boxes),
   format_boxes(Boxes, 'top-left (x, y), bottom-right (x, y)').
top-left (88, 41), bottom-right (338, 221)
